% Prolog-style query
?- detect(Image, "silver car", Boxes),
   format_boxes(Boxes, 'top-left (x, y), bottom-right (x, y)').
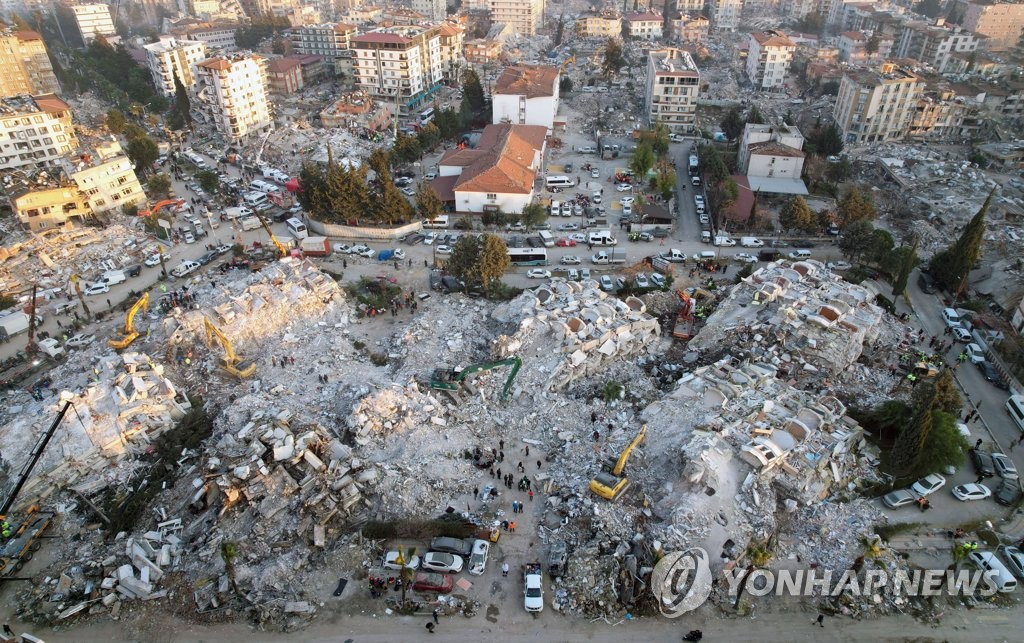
top-left (882, 489), bottom-right (918, 508)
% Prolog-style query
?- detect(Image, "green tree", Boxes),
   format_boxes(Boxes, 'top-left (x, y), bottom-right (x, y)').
top-left (913, 369), bottom-right (962, 417)
top-left (779, 196), bottom-right (816, 232)
top-left (698, 144), bottom-right (729, 184)
top-left (746, 105), bottom-right (765, 124)
top-left (891, 237), bottom-right (918, 298)
top-left (106, 109), bottom-right (126, 133)
top-left (819, 123), bottom-right (844, 156)
top-left (196, 169), bottom-right (219, 193)
top-left (865, 33), bottom-right (880, 55)
top-left (629, 141), bottom-right (655, 179)
top-left (838, 220), bottom-right (875, 260)
top-left (825, 158), bottom-right (852, 183)
top-left (720, 107), bottom-right (744, 141)
top-left (298, 161), bottom-right (329, 219)
top-left (461, 68), bottom-right (486, 115)
top-left (417, 122), bottom-right (441, 152)
top-left (126, 134), bottom-right (159, 175)
top-left (475, 234), bottom-right (510, 290)
top-left (559, 76), bottom-right (573, 93)
top-left (271, 35), bottom-right (285, 54)
top-left (865, 227), bottom-right (895, 265)
top-left (170, 71), bottom-right (192, 130)
top-left (415, 183), bottom-right (443, 221)
top-left (147, 173), bottom-right (171, 197)
top-left (447, 235), bottom-right (482, 284)
top-left (520, 202), bottom-right (548, 229)
top-left (390, 133), bottom-right (423, 166)
top-left (837, 187), bottom-right (876, 226)
top-left (654, 158), bottom-right (676, 201)
top-left (928, 190), bottom-right (991, 295)
top-left (602, 38), bottom-right (625, 76)
top-left (794, 11), bottom-right (825, 35)
top-left (891, 388), bottom-right (935, 480)
top-left (914, 410), bottom-right (968, 478)
top-left (367, 148), bottom-right (413, 224)
top-left (433, 108), bottom-right (462, 141)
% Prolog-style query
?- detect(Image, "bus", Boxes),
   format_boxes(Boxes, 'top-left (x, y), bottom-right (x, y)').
top-left (508, 247), bottom-right (548, 266)
top-left (285, 217), bottom-right (308, 239)
top-left (423, 214), bottom-right (449, 229)
top-left (419, 108), bottom-right (435, 126)
top-left (546, 175), bottom-right (577, 189)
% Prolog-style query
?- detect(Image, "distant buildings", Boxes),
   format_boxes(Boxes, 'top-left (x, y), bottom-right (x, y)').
top-left (194, 55), bottom-right (274, 142)
top-left (0, 95), bottom-right (77, 172)
top-left (746, 30), bottom-right (796, 90)
top-left (625, 12), bottom-right (664, 39)
top-left (671, 15), bottom-right (710, 43)
top-left (144, 38), bottom-right (209, 96)
top-left (70, 3), bottom-right (117, 45)
top-left (709, 0), bottom-right (742, 31)
top-left (350, 26), bottom-right (447, 114)
top-left (833, 62), bottom-right (923, 144)
top-left (320, 91), bottom-right (392, 132)
top-left (291, 23), bottom-right (358, 60)
top-left (893, 20), bottom-right (981, 72)
top-left (464, 38), bottom-right (502, 64)
top-left (953, 0), bottom-right (1024, 51)
top-left (644, 47), bottom-right (700, 133)
top-left (489, 0), bottom-right (544, 36)
top-left (411, 0), bottom-right (446, 21)
top-left (492, 65), bottom-right (560, 131)
top-left (0, 30), bottom-right (60, 97)
top-left (576, 13), bottom-right (622, 38)
top-left (266, 57), bottom-right (304, 94)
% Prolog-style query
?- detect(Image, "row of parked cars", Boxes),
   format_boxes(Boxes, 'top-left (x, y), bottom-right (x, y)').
top-left (380, 536), bottom-right (491, 594)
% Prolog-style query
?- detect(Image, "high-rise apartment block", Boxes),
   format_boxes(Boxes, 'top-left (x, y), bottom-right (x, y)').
top-left (350, 26), bottom-right (446, 113)
top-left (412, 0), bottom-right (447, 21)
top-left (70, 4), bottom-right (117, 45)
top-left (746, 30), bottom-right (796, 90)
top-left (194, 55), bottom-right (274, 142)
top-left (0, 94), bottom-right (77, 171)
top-left (144, 38), bottom-right (209, 96)
top-left (291, 23), bottom-right (358, 60)
top-left (954, 0), bottom-right (1024, 51)
top-left (0, 30), bottom-right (60, 98)
top-left (489, 0), bottom-right (544, 36)
top-left (833, 62), bottom-right (923, 144)
top-left (644, 47), bottom-right (700, 133)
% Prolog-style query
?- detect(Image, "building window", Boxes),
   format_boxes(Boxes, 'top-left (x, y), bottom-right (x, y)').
top-left (486, 193), bottom-right (497, 200)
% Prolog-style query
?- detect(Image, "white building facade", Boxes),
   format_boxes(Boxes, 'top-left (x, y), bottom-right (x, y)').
top-left (489, 0), bottom-right (544, 36)
top-left (491, 65), bottom-right (560, 131)
top-left (350, 27), bottom-right (444, 114)
top-left (70, 140), bottom-right (146, 216)
top-left (644, 48), bottom-right (700, 133)
top-left (144, 38), bottom-right (209, 96)
top-left (71, 4), bottom-right (116, 45)
top-left (746, 30), bottom-right (796, 90)
top-left (194, 56), bottom-right (274, 142)
top-left (0, 95), bottom-right (77, 171)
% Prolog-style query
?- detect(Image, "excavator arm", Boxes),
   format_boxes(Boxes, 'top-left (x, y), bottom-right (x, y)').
top-left (203, 317), bottom-right (256, 379)
top-left (611, 424), bottom-right (646, 476)
top-left (259, 217), bottom-right (287, 259)
top-left (139, 199), bottom-right (185, 218)
top-left (109, 292), bottom-right (149, 350)
top-left (455, 357), bottom-right (522, 401)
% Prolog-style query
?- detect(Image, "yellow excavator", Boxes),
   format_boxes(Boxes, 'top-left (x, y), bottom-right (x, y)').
top-left (259, 217), bottom-right (288, 259)
top-left (203, 317), bottom-right (256, 379)
top-left (108, 292), bottom-right (149, 350)
top-left (589, 424), bottom-right (647, 501)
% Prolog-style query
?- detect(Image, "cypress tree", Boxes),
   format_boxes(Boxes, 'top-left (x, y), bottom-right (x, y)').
top-left (929, 189), bottom-right (992, 294)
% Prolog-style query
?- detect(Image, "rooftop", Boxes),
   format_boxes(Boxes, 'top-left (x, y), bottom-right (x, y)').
top-left (751, 30), bottom-right (796, 48)
top-left (0, 94), bottom-right (71, 117)
top-left (493, 65), bottom-right (559, 98)
top-left (748, 141), bottom-right (806, 158)
top-left (267, 57), bottom-right (302, 73)
top-left (648, 47), bottom-right (700, 77)
top-left (441, 123), bottom-right (547, 195)
top-left (626, 11), bottom-right (663, 21)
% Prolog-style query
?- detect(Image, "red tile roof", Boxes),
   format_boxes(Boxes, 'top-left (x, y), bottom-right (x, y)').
top-left (267, 57), bottom-right (301, 73)
top-left (443, 124), bottom-right (547, 195)
top-left (32, 94), bottom-right (71, 114)
top-left (352, 31), bottom-right (412, 45)
top-left (14, 30), bottom-right (42, 42)
top-left (494, 65), bottom-right (559, 99)
top-left (627, 12), bottom-right (663, 22)
top-left (751, 31), bottom-right (796, 48)
top-left (197, 57), bottom-right (231, 71)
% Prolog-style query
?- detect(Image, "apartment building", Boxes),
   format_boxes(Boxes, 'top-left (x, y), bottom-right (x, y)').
top-left (350, 26), bottom-right (445, 114)
top-left (266, 57), bottom-right (304, 94)
top-left (183, 26), bottom-right (238, 52)
top-left (291, 23), bottom-right (358, 60)
top-left (71, 3), bottom-right (116, 45)
top-left (464, 39), bottom-right (502, 64)
top-left (709, 0), bottom-right (742, 31)
top-left (489, 0), bottom-right (544, 36)
top-left (412, 0), bottom-right (446, 21)
top-left (954, 0), bottom-right (1024, 51)
top-left (436, 23), bottom-right (465, 85)
top-left (625, 12), bottom-right (664, 39)
top-left (14, 184), bottom-right (90, 231)
top-left (0, 94), bottom-right (77, 172)
top-left (746, 30), bottom-right (796, 90)
top-left (838, 31), bottom-right (893, 62)
top-left (0, 30), bottom-right (60, 97)
top-left (671, 14), bottom-right (710, 43)
top-left (576, 13), bottom-right (623, 38)
top-left (194, 55), bottom-right (274, 142)
top-left (644, 47), bottom-right (700, 133)
top-left (893, 20), bottom-right (982, 72)
top-left (144, 38), bottom-right (209, 96)
top-left (908, 83), bottom-right (977, 140)
top-left (70, 139), bottom-right (146, 217)
top-left (492, 65), bottom-right (560, 131)
top-left (738, 122), bottom-right (805, 173)
top-left (833, 62), bottom-right (923, 144)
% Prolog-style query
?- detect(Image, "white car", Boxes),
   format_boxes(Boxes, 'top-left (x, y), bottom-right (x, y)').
top-left (622, 204), bottom-right (632, 216)
top-left (734, 253), bottom-right (758, 264)
top-left (910, 473), bottom-right (946, 497)
top-left (421, 552), bottom-right (464, 574)
top-left (435, 245), bottom-right (453, 255)
top-left (558, 223), bottom-right (579, 231)
top-left (183, 231), bottom-right (196, 244)
top-left (171, 261), bottom-right (201, 278)
top-left (333, 243), bottom-right (351, 254)
top-left (568, 233), bottom-right (587, 243)
top-left (83, 282), bottom-right (110, 296)
top-left (941, 307), bottom-right (961, 328)
top-left (468, 540), bottom-right (490, 576)
top-left (635, 273), bottom-right (650, 288)
top-left (619, 197), bottom-right (635, 206)
top-left (349, 244), bottom-right (370, 255)
top-left (615, 183), bottom-right (632, 192)
top-left (401, 187), bottom-right (416, 197)
top-left (382, 551), bottom-right (421, 570)
top-left (144, 253), bottom-right (167, 267)
top-left (649, 273), bottom-right (666, 288)
top-left (580, 268), bottom-right (591, 280)
top-left (423, 233), bottom-right (436, 245)
top-left (965, 343), bottom-right (985, 364)
top-left (590, 168), bottom-right (599, 178)
top-left (827, 261), bottom-right (852, 270)
top-left (952, 326), bottom-right (972, 342)
top-left (600, 275), bottom-right (614, 290)
top-left (567, 268), bottom-right (579, 281)
top-left (997, 545), bottom-right (1024, 579)
top-left (65, 333), bottom-right (95, 348)
top-left (952, 483), bottom-right (991, 501)
top-left (527, 269), bottom-right (552, 279)
top-left (393, 249), bottom-right (406, 260)
top-left (524, 568), bottom-right (544, 612)
top-left (356, 247), bottom-right (375, 258)
top-left (560, 255), bottom-right (581, 265)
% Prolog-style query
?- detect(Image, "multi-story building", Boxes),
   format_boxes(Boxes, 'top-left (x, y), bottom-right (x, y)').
top-left (70, 139), bottom-right (146, 217)
top-left (291, 23), bottom-right (358, 60)
top-left (893, 20), bottom-right (982, 72)
top-left (412, 0), bottom-right (446, 21)
top-left (738, 122), bottom-right (805, 172)
top-left (437, 23), bottom-right (465, 85)
top-left (0, 94), bottom-right (77, 172)
top-left (676, 0), bottom-right (706, 11)
top-left (266, 57), bottom-right (304, 94)
top-left (194, 55), bottom-right (274, 142)
top-left (833, 62), bottom-right (923, 144)
top-left (838, 30), bottom-right (893, 62)
top-left (825, 0), bottom-right (878, 28)
top-left (576, 13), bottom-right (623, 38)
top-left (908, 82), bottom-right (977, 140)
top-left (183, 26), bottom-right (238, 52)
top-left (144, 38), bottom-right (209, 96)
top-left (464, 38), bottom-right (502, 64)
top-left (953, 0), bottom-right (1024, 51)
top-left (746, 30), bottom-right (796, 90)
top-left (350, 26), bottom-right (445, 114)
top-left (70, 3), bottom-right (116, 45)
top-left (644, 47), bottom-right (700, 133)
top-left (14, 184), bottom-right (91, 231)
top-left (320, 90), bottom-right (392, 131)
top-left (489, 0), bottom-right (544, 36)
top-left (0, 30), bottom-right (60, 97)
top-left (671, 14), bottom-right (710, 43)
top-left (625, 12), bottom-right (664, 39)
top-left (492, 65), bottom-right (560, 131)
top-left (709, 0), bottom-right (742, 31)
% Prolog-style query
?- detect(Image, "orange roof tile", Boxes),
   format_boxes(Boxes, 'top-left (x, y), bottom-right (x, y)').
top-left (197, 57), bottom-right (231, 71)
top-left (752, 31), bottom-right (796, 48)
top-left (494, 65), bottom-right (559, 99)
top-left (32, 94), bottom-right (71, 114)
top-left (446, 124), bottom-right (547, 195)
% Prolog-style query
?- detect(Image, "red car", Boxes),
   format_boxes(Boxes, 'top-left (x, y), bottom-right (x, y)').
top-left (412, 572), bottom-right (454, 593)
top-left (556, 238), bottom-right (577, 247)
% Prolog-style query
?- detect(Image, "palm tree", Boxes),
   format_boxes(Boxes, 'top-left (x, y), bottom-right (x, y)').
top-left (602, 381), bottom-right (623, 404)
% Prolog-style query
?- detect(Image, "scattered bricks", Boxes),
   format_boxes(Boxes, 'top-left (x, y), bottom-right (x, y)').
top-left (303, 450), bottom-right (325, 472)
top-left (118, 576), bottom-right (153, 600)
top-left (116, 565), bottom-right (134, 582)
top-left (284, 601), bottom-right (314, 614)
top-left (273, 444), bottom-right (295, 461)
top-left (132, 554), bottom-right (164, 582)
top-left (158, 545), bottom-right (171, 567)
top-left (101, 577), bottom-right (116, 590)
top-left (102, 593), bottom-right (118, 606)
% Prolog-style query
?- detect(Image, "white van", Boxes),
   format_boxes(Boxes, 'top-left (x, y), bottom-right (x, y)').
top-left (740, 237), bottom-right (764, 247)
top-left (546, 175), bottom-right (576, 189)
top-left (1007, 395), bottom-right (1024, 432)
top-left (251, 180), bottom-right (280, 195)
top-left (285, 217), bottom-right (308, 239)
top-left (587, 230), bottom-right (617, 246)
top-left (423, 215), bottom-right (449, 229)
top-left (240, 216), bottom-right (262, 231)
top-left (224, 206), bottom-right (252, 221)
top-left (788, 249), bottom-right (812, 260)
top-left (968, 551), bottom-right (1018, 593)
top-left (538, 230), bottom-right (555, 247)
top-left (550, 200), bottom-right (560, 216)
top-left (243, 192), bottom-right (269, 209)
top-left (99, 270), bottom-right (126, 286)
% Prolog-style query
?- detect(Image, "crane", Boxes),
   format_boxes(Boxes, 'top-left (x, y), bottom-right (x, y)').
top-left (429, 356), bottom-right (522, 401)
top-left (0, 401), bottom-right (70, 577)
top-left (203, 317), bottom-right (256, 380)
top-left (108, 292), bottom-right (149, 350)
top-left (589, 424), bottom-right (647, 501)
top-left (258, 216), bottom-right (288, 259)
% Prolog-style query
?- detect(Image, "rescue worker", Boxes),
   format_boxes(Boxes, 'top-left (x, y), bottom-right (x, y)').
top-left (1, 521), bottom-right (10, 538)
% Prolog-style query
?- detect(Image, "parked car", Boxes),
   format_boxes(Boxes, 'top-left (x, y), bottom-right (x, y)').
top-left (568, 233), bottom-right (587, 243)
top-left (734, 253), bottom-right (758, 264)
top-left (196, 251), bottom-right (218, 265)
top-left (882, 489), bottom-right (919, 509)
top-left (356, 247), bottom-right (375, 258)
top-left (951, 326), bottom-right (972, 342)
top-left (393, 249), bottom-right (406, 260)
top-left (435, 245), bottom-right (453, 255)
top-left (382, 551), bottom-right (420, 570)
top-left (560, 255), bottom-right (581, 265)
top-left (183, 231), bottom-right (196, 244)
top-left (997, 545), bottom-right (1024, 579)
top-left (567, 268), bottom-right (579, 281)
top-left (144, 253), bottom-right (167, 267)
top-left (64, 333), bottom-right (95, 349)
top-left (619, 197), bottom-right (635, 206)
top-left (423, 233), bottom-right (436, 245)
top-left (995, 477), bottom-right (1024, 506)
top-left (214, 244), bottom-right (232, 256)
top-left (615, 183), bottom-right (632, 192)
top-left (590, 168), bottom-right (599, 178)
top-left (977, 361), bottom-right (1009, 389)
top-left (421, 552), bottom-right (464, 573)
top-left (580, 268), bottom-right (591, 280)
top-left (649, 273), bottom-right (666, 288)
top-left (83, 282), bottom-right (110, 296)
top-left (969, 448), bottom-right (995, 477)
top-left (941, 307), bottom-right (961, 328)
top-left (171, 261), bottom-right (201, 278)
top-left (468, 539), bottom-right (490, 576)
top-left (556, 238), bottom-right (577, 247)
top-left (634, 273), bottom-right (650, 288)
top-left (917, 272), bottom-right (937, 294)
top-left (910, 473), bottom-right (946, 496)
top-left (349, 244), bottom-right (370, 255)
top-left (524, 567), bottom-right (544, 612)
top-left (558, 223), bottom-right (579, 231)
top-left (412, 572), bottom-right (454, 593)
top-left (992, 453), bottom-right (1018, 479)
top-left (527, 269), bottom-right (552, 279)
top-left (429, 537), bottom-right (473, 557)
top-left (966, 343), bottom-right (985, 364)
top-left (600, 275), bottom-right (613, 290)
top-left (333, 243), bottom-right (351, 254)
top-left (827, 261), bottom-right (852, 270)
top-left (952, 483), bottom-right (991, 501)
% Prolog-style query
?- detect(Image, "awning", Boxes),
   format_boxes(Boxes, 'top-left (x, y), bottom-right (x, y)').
top-left (745, 177), bottom-right (809, 195)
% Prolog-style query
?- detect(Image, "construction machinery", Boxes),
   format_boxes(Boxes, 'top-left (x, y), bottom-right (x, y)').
top-left (672, 289), bottom-right (696, 340)
top-left (429, 357), bottom-right (522, 401)
top-left (0, 401), bottom-right (70, 578)
top-left (560, 55), bottom-right (575, 73)
top-left (258, 216), bottom-right (288, 259)
top-left (203, 317), bottom-right (256, 379)
top-left (108, 292), bottom-right (149, 350)
top-left (589, 424), bottom-right (647, 501)
top-left (138, 199), bottom-right (185, 218)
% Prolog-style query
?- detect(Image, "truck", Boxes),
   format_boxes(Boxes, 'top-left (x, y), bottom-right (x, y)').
top-left (587, 230), bottom-right (617, 246)
top-left (591, 249), bottom-right (627, 264)
top-left (660, 248), bottom-right (687, 263)
top-left (37, 338), bottom-right (64, 359)
top-left (240, 216), bottom-right (262, 231)
top-left (0, 311), bottom-right (32, 337)
top-left (301, 236), bottom-right (332, 257)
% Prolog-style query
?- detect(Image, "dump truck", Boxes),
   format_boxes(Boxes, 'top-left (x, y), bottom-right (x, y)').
top-left (301, 236), bottom-right (332, 257)
top-left (591, 249), bottom-right (627, 265)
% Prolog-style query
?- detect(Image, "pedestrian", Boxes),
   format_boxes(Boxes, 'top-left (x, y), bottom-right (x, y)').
top-left (593, 430), bottom-right (600, 442)
top-left (509, 521), bottom-right (516, 533)
top-left (499, 450), bottom-right (505, 462)
top-left (502, 562), bottom-right (509, 577)
top-left (525, 446), bottom-right (530, 456)
top-left (499, 439), bottom-right (505, 450)
top-left (432, 608), bottom-right (439, 624)
top-left (489, 467), bottom-right (495, 478)
top-left (496, 467), bottom-right (501, 479)
top-left (56, 319), bottom-right (62, 329)
top-left (502, 520), bottom-right (509, 531)
top-left (408, 258), bottom-right (413, 267)
top-left (424, 259), bottom-right (428, 267)
top-left (512, 500), bottom-right (519, 513)
top-left (591, 411), bottom-right (597, 423)
top-left (537, 460), bottom-right (542, 469)
top-left (289, 356), bottom-right (295, 365)
top-left (106, 298), bottom-right (111, 308)
top-left (528, 489), bottom-right (534, 502)
top-left (518, 462), bottom-right (525, 473)
top-left (473, 487), bottom-right (479, 498)
top-left (976, 475), bottom-right (985, 484)
top-left (816, 614), bottom-right (825, 628)
top-left (976, 438), bottom-right (983, 449)
top-left (2, 624), bottom-right (13, 637)
top-left (426, 622), bottom-right (436, 634)
top-left (343, 259), bottom-right (347, 269)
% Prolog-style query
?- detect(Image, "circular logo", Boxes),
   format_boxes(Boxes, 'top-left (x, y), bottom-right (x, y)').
top-left (650, 547), bottom-right (713, 618)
